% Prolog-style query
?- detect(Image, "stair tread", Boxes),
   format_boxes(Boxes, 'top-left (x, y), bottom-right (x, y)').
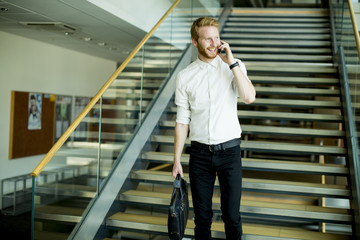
top-left (223, 33), bottom-right (331, 40)
top-left (131, 170), bottom-right (350, 197)
top-left (249, 98), bottom-right (341, 108)
top-left (231, 53), bottom-right (333, 61)
top-left (225, 28), bottom-right (330, 33)
top-left (249, 75), bottom-right (338, 84)
top-left (254, 86), bottom-right (339, 95)
top-left (120, 190), bottom-right (351, 222)
top-left (231, 40), bottom-right (331, 47)
top-left (106, 212), bottom-right (351, 240)
top-left (142, 152), bottom-right (348, 175)
top-left (231, 46), bottom-right (332, 54)
top-left (160, 122), bottom-right (344, 137)
top-left (151, 135), bottom-right (346, 155)
top-left (226, 22), bottom-right (330, 28)
top-left (238, 110), bottom-right (342, 122)
top-left (166, 107), bottom-right (342, 121)
top-left (36, 205), bottom-right (84, 216)
top-left (231, 8), bottom-right (329, 15)
top-left (227, 16), bottom-right (329, 23)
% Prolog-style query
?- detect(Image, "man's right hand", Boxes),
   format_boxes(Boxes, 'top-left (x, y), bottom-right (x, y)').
top-left (172, 161), bottom-right (184, 179)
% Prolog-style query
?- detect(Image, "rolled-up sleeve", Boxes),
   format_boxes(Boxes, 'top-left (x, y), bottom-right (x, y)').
top-left (175, 73), bottom-right (191, 125)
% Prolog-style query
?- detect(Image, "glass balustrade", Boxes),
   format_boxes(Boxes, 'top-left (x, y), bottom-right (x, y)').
top-left (31, 0), bottom-right (224, 239)
top-left (330, 0), bottom-right (360, 236)
top-left (331, 0), bottom-right (360, 142)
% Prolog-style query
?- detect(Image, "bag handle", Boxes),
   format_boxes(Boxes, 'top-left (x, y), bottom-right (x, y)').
top-left (174, 174), bottom-right (181, 188)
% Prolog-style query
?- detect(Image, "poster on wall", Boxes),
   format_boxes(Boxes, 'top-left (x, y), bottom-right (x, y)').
top-left (28, 93), bottom-right (42, 130)
top-left (55, 95), bottom-right (72, 141)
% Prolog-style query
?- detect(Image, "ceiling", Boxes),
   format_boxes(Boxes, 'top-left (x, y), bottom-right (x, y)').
top-left (0, 0), bottom-right (148, 62)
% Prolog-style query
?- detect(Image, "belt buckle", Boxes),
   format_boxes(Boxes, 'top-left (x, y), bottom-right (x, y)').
top-left (209, 145), bottom-right (214, 152)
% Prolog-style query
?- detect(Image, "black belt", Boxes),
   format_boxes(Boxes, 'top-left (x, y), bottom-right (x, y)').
top-left (191, 138), bottom-right (240, 152)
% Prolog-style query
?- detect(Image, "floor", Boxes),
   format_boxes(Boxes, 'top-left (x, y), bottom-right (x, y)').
top-left (0, 211), bottom-right (31, 239)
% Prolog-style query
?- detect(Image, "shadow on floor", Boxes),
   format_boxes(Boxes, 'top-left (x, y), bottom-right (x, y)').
top-left (0, 211), bottom-right (31, 239)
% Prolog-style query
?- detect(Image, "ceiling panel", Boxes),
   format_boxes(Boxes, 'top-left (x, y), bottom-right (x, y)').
top-left (0, 0), bottom-right (147, 62)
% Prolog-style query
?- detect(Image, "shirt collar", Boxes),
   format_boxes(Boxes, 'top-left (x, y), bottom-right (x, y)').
top-left (195, 55), bottom-right (220, 69)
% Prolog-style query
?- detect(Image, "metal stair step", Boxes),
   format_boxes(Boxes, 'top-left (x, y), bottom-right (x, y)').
top-left (131, 170), bottom-right (350, 198)
top-left (223, 27), bottom-right (330, 34)
top-left (83, 117), bottom-right (139, 126)
top-left (159, 122), bottom-right (344, 138)
top-left (249, 75), bottom-right (338, 85)
top-left (120, 190), bottom-right (351, 223)
top-left (142, 152), bottom-right (348, 175)
top-left (118, 72), bottom-right (168, 79)
top-left (254, 86), bottom-right (339, 96)
top-left (244, 62), bottom-right (336, 74)
top-left (227, 16), bottom-right (330, 23)
top-left (165, 107), bottom-right (342, 122)
top-left (229, 39), bottom-right (331, 47)
top-left (35, 205), bottom-right (83, 223)
top-left (231, 8), bottom-right (329, 17)
top-left (102, 90), bottom-right (155, 100)
top-left (111, 80), bottom-right (162, 89)
top-left (226, 22), bottom-right (330, 28)
top-left (151, 135), bottom-right (346, 156)
top-left (231, 46), bottom-right (332, 54)
top-left (247, 98), bottom-right (341, 109)
top-left (106, 212), bottom-right (351, 240)
top-left (230, 53), bottom-right (333, 62)
top-left (237, 110), bottom-right (342, 122)
top-left (222, 33), bottom-right (331, 40)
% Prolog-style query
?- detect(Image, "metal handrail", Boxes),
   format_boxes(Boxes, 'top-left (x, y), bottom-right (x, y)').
top-left (30, 0), bottom-right (181, 178)
top-left (338, 46), bottom-right (360, 239)
top-left (348, 0), bottom-right (360, 59)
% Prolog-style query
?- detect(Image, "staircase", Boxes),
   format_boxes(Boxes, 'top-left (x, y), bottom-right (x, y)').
top-left (104, 7), bottom-right (353, 240)
top-left (34, 6), bottom-right (355, 240)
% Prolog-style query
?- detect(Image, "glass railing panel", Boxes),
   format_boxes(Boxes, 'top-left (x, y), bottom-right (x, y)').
top-left (330, 1), bottom-right (360, 235)
top-left (335, 1), bottom-right (360, 145)
top-left (32, 0), bottom-right (226, 239)
top-left (33, 99), bottom-right (100, 239)
top-left (108, 0), bottom-right (224, 238)
top-left (98, 50), bottom-right (146, 184)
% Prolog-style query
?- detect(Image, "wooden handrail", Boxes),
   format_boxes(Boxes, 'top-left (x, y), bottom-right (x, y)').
top-left (31, 0), bottom-right (181, 177)
top-left (348, 0), bottom-right (360, 59)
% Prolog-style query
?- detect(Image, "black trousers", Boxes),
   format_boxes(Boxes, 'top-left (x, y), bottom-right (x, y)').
top-left (189, 140), bottom-right (242, 240)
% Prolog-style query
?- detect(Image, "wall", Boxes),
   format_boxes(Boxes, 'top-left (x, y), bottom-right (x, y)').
top-left (88, 0), bottom-right (172, 33)
top-left (0, 30), bottom-right (116, 208)
top-left (354, 2), bottom-right (360, 29)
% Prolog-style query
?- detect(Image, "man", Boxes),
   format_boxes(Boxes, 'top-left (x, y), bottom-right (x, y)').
top-left (172, 17), bottom-right (256, 239)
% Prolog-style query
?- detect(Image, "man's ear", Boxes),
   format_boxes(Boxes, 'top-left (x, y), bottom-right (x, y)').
top-left (192, 38), bottom-right (198, 48)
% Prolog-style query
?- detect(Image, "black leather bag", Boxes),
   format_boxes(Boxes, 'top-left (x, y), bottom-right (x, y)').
top-left (168, 174), bottom-right (189, 240)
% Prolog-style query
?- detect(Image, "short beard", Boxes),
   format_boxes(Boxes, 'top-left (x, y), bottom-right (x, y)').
top-left (197, 42), bottom-right (218, 60)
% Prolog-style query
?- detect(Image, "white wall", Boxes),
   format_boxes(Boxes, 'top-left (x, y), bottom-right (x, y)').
top-left (0, 30), bottom-right (116, 207)
top-left (88, 0), bottom-right (172, 33)
top-left (354, 2), bottom-right (360, 29)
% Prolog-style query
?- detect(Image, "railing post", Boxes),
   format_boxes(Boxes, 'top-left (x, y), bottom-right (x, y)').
top-left (97, 96), bottom-right (103, 196)
top-left (31, 175), bottom-right (35, 240)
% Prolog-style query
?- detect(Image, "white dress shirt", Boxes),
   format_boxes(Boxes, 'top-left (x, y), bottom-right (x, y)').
top-left (175, 55), bottom-right (249, 145)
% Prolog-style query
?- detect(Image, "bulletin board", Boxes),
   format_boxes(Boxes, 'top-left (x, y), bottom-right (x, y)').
top-left (9, 91), bottom-right (56, 159)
